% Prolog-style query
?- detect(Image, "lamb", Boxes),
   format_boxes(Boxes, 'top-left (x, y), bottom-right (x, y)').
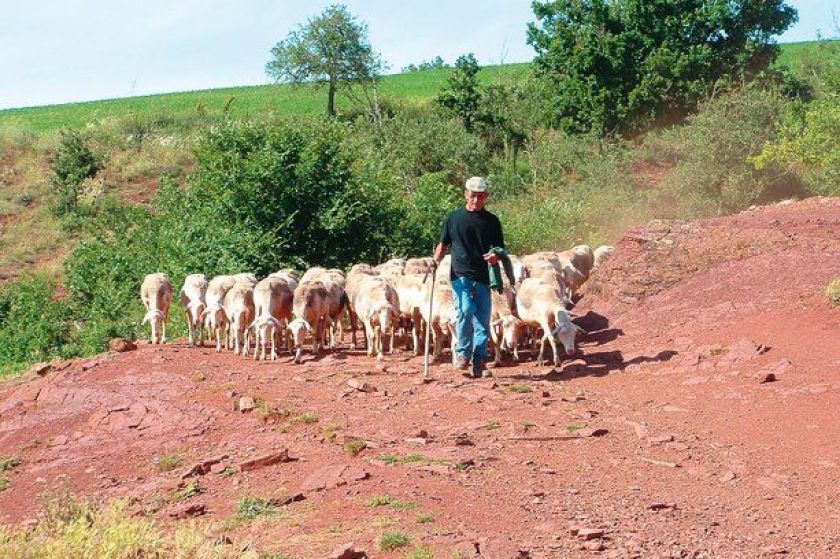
top-left (516, 277), bottom-right (583, 366)
top-left (593, 245), bottom-right (615, 269)
top-left (288, 280), bottom-right (330, 364)
top-left (555, 245), bottom-right (594, 300)
top-left (507, 254), bottom-right (529, 285)
top-left (345, 264), bottom-right (377, 349)
top-left (180, 273), bottom-right (208, 347)
top-left (351, 275), bottom-right (400, 362)
top-left (490, 285), bottom-right (524, 365)
top-left (420, 279), bottom-right (459, 364)
top-left (392, 273), bottom-right (426, 355)
top-left (251, 276), bottom-right (294, 361)
top-left (404, 257), bottom-right (435, 276)
top-left (203, 275), bottom-right (236, 352)
top-left (140, 273), bottom-right (173, 344)
top-left (321, 268), bottom-right (348, 347)
top-left (520, 253), bottom-right (573, 308)
top-left (223, 281), bottom-right (255, 356)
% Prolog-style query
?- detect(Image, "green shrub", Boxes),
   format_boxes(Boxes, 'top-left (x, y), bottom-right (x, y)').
top-left (0, 274), bottom-right (77, 374)
top-left (826, 278), bottom-right (840, 306)
top-left (650, 86), bottom-right (805, 214)
top-left (49, 129), bottom-right (101, 216)
top-left (379, 530), bottom-right (412, 551)
top-left (236, 496), bottom-right (277, 520)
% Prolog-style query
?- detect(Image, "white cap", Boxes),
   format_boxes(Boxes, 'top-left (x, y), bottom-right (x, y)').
top-left (465, 176), bottom-right (489, 193)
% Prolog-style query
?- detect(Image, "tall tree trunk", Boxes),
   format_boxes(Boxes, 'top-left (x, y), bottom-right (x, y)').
top-left (327, 77), bottom-right (337, 116)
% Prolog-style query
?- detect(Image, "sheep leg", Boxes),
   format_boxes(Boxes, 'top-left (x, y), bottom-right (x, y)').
top-left (185, 310), bottom-right (194, 347)
top-left (549, 334), bottom-right (561, 366)
top-left (375, 325), bottom-right (384, 362)
top-left (412, 313), bottom-right (421, 356)
top-left (537, 335), bottom-right (547, 367)
top-left (349, 309), bottom-right (358, 349)
top-left (432, 323), bottom-right (443, 361)
top-left (270, 325), bottom-right (277, 360)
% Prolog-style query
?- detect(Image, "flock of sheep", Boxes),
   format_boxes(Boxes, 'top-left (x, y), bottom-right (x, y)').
top-left (139, 244), bottom-right (614, 368)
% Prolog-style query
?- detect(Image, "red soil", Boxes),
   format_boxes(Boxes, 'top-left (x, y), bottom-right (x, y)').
top-left (1, 197), bottom-right (838, 558)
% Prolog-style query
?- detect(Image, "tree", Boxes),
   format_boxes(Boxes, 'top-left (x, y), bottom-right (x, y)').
top-left (437, 53), bottom-right (482, 131)
top-left (50, 129), bottom-right (101, 216)
top-left (527, 0), bottom-right (798, 135)
top-left (266, 4), bottom-right (382, 117)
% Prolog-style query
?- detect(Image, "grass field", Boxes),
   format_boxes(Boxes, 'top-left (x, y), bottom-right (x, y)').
top-left (0, 64), bottom-right (530, 134)
top-left (0, 40), bottom-right (826, 134)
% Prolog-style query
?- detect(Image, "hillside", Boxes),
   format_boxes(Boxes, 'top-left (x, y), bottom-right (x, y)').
top-left (0, 40), bottom-right (825, 134)
top-left (0, 64), bottom-right (530, 134)
top-left (1, 198), bottom-right (837, 557)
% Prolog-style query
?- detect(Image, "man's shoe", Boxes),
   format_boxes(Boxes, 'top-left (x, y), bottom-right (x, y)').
top-left (452, 354), bottom-right (469, 371)
top-left (472, 359), bottom-right (487, 378)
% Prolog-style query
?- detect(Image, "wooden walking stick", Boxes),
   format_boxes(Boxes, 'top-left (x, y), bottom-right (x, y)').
top-left (423, 254), bottom-right (437, 379)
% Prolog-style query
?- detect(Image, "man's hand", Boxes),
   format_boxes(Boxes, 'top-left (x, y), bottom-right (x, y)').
top-left (483, 251), bottom-right (500, 266)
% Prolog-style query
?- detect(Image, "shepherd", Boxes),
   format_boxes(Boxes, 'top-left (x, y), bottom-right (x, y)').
top-left (433, 176), bottom-right (511, 378)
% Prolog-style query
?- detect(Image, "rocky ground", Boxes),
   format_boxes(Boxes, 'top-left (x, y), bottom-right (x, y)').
top-left (1, 197), bottom-right (838, 558)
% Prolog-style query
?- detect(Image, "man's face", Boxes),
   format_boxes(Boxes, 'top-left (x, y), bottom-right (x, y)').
top-left (465, 189), bottom-right (489, 211)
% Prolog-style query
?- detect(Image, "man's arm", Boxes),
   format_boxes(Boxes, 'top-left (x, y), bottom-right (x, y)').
top-left (434, 242), bottom-right (447, 263)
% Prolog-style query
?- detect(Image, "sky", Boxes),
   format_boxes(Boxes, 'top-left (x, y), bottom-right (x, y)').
top-left (0, 0), bottom-right (837, 110)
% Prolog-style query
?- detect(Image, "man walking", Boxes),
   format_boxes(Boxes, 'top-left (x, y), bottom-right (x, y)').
top-left (434, 176), bottom-right (505, 378)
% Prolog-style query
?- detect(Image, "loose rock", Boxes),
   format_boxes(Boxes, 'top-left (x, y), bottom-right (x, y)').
top-left (168, 502), bottom-right (206, 519)
top-left (328, 543), bottom-right (367, 559)
top-left (239, 449), bottom-right (292, 472)
top-left (109, 338), bottom-right (137, 352)
top-left (236, 396), bottom-right (255, 412)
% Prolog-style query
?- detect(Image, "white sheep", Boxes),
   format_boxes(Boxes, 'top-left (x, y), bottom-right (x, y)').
top-left (180, 273), bottom-right (208, 347)
top-left (140, 273), bottom-right (173, 344)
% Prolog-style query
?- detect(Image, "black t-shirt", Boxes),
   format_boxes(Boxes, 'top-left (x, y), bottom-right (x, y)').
top-left (440, 207), bottom-right (504, 284)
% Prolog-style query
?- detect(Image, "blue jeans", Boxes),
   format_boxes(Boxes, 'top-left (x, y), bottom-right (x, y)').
top-left (451, 276), bottom-right (491, 362)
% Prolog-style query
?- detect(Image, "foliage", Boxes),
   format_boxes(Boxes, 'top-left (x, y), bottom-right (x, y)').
top-left (0, 274), bottom-right (77, 374)
top-left (826, 278), bottom-right (840, 307)
top-left (477, 74), bottom-right (546, 169)
top-left (437, 53), bottom-right (482, 131)
top-left (379, 530), bottom-right (412, 551)
top-left (403, 56), bottom-right (450, 73)
top-left (650, 86), bottom-right (803, 213)
top-left (236, 496), bottom-right (278, 520)
top-left (49, 129), bottom-right (101, 215)
top-left (265, 4), bottom-right (383, 116)
top-left (0, 496), bottom-right (264, 558)
top-left (152, 453), bottom-right (184, 473)
top-left (367, 495), bottom-right (419, 509)
top-left (365, 111), bottom-right (488, 186)
top-left (528, 0), bottom-right (798, 135)
top-left (0, 456), bottom-right (22, 472)
top-left (753, 38), bottom-right (840, 195)
top-left (0, 63), bottom-right (529, 134)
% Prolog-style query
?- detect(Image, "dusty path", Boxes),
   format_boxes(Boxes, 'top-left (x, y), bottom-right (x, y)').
top-left (1, 197), bottom-right (838, 558)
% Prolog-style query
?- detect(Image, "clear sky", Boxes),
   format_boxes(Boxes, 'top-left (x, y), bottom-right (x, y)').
top-left (0, 0), bottom-right (836, 110)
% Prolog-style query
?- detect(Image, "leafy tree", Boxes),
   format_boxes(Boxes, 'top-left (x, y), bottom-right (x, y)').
top-left (752, 38), bottom-right (840, 195)
top-left (265, 4), bottom-right (382, 117)
top-left (402, 56), bottom-right (450, 73)
top-left (49, 129), bottom-right (101, 215)
top-left (437, 53), bottom-right (482, 131)
top-left (527, 0), bottom-right (798, 135)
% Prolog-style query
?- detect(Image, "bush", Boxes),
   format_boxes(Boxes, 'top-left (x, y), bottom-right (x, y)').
top-left (0, 274), bottom-right (77, 374)
top-left (0, 495), bottom-right (263, 558)
top-left (363, 111), bottom-right (488, 187)
top-left (49, 129), bottom-right (101, 216)
top-left (645, 86), bottom-right (806, 215)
